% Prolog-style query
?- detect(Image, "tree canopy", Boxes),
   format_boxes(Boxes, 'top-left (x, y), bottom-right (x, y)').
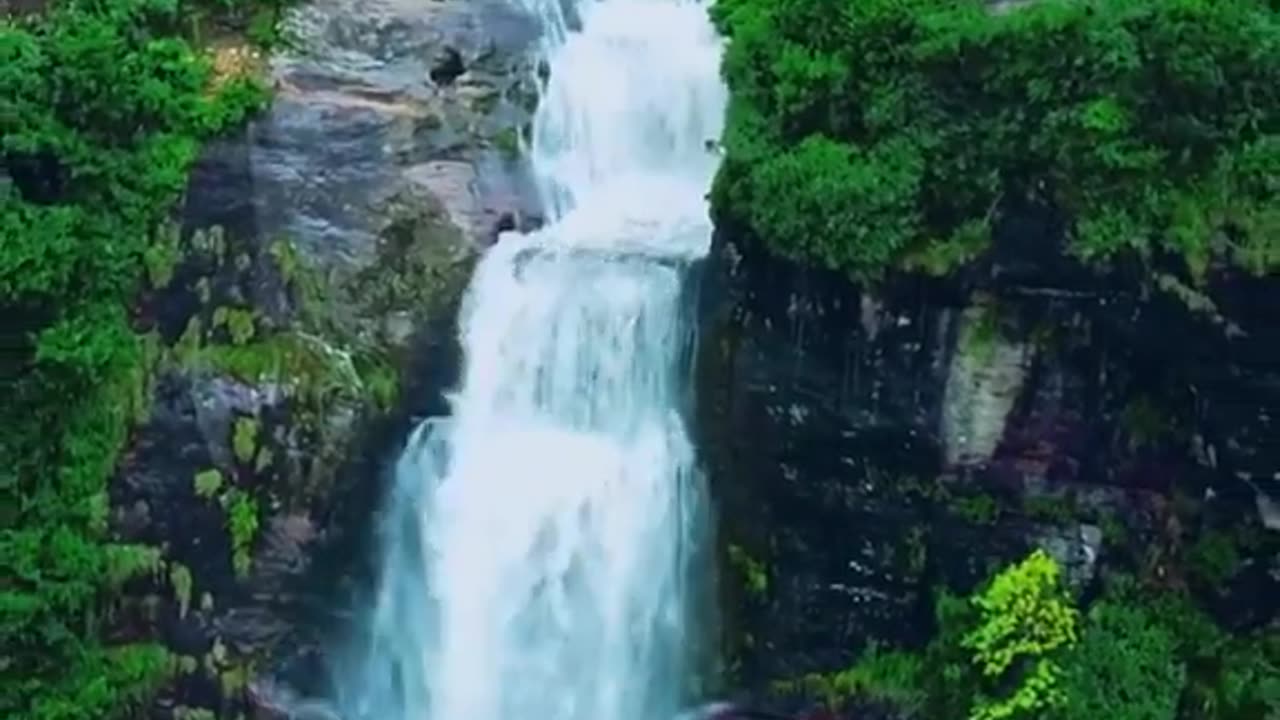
top-left (709, 0), bottom-right (1280, 282)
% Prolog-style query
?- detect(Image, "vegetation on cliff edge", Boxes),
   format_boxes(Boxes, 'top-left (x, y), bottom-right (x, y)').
top-left (710, 0), bottom-right (1279, 282)
top-left (0, 0), bottom-right (288, 715)
top-left (787, 553), bottom-right (1278, 720)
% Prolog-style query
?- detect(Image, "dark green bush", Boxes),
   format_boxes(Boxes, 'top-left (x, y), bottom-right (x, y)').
top-left (710, 0), bottom-right (1280, 281)
top-left (1054, 599), bottom-right (1184, 720)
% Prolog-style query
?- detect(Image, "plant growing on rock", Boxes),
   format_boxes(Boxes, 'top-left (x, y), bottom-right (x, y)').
top-left (170, 563), bottom-right (195, 619)
top-left (221, 488), bottom-right (260, 578)
top-left (1053, 598), bottom-right (1184, 720)
top-left (727, 543), bottom-right (770, 597)
top-left (194, 468), bottom-right (225, 499)
top-left (963, 550), bottom-right (1078, 720)
top-left (213, 306), bottom-right (258, 346)
top-left (232, 416), bottom-right (261, 465)
top-left (783, 643), bottom-right (927, 714)
top-left (0, 0), bottom-right (275, 712)
top-left (788, 552), bottom-right (1080, 720)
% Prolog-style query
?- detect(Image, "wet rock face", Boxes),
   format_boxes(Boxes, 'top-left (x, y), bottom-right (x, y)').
top-left (696, 227), bottom-right (1280, 696)
top-left (112, 0), bottom-right (550, 715)
top-left (191, 0), bottom-right (544, 266)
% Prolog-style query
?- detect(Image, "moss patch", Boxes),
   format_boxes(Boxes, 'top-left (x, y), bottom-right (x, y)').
top-left (170, 563), bottom-right (194, 620)
top-left (221, 489), bottom-right (260, 579)
top-left (349, 205), bottom-right (473, 323)
top-left (194, 469), bottom-right (225, 499)
top-left (231, 417), bottom-right (260, 465)
top-left (727, 543), bottom-right (770, 597)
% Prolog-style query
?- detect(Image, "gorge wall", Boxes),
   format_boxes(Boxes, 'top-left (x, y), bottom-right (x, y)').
top-left (8, 0), bottom-right (1277, 718)
top-left (697, 223), bottom-right (1280, 701)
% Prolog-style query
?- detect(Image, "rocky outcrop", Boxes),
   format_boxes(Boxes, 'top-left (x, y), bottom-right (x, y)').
top-left (107, 0), bottom-right (547, 715)
top-left (696, 224), bottom-right (1280, 700)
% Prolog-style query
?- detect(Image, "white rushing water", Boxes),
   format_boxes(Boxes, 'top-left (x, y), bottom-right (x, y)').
top-left (335, 0), bottom-right (727, 718)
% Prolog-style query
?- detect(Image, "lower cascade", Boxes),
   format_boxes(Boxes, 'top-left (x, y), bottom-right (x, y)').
top-left (335, 0), bottom-right (728, 718)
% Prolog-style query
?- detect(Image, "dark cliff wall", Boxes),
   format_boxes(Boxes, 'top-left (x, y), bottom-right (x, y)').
top-left (696, 225), bottom-right (1280, 700)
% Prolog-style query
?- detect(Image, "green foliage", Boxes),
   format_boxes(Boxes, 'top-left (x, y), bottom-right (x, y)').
top-left (213, 306), bottom-right (258, 346)
top-left (231, 416), bottom-right (260, 465)
top-left (1189, 632), bottom-right (1280, 720)
top-left (959, 300), bottom-right (1001, 367)
top-left (493, 127), bottom-right (521, 158)
top-left (268, 237), bottom-right (300, 284)
top-left (184, 331), bottom-right (364, 406)
top-left (903, 525), bottom-right (928, 576)
top-left (24, 643), bottom-right (173, 720)
top-left (246, 6), bottom-right (282, 47)
top-left (1185, 529), bottom-right (1242, 588)
top-left (193, 468), bottom-right (225, 499)
top-left (1143, 589), bottom-right (1280, 720)
top-left (353, 348), bottom-right (400, 411)
top-left (952, 492), bottom-right (1000, 526)
top-left (254, 446), bottom-right (274, 473)
top-left (711, 0), bottom-right (1280, 281)
top-left (144, 220), bottom-right (183, 290)
top-left (1023, 495), bottom-right (1079, 525)
top-left (784, 643), bottom-right (927, 713)
top-left (964, 550), bottom-right (1079, 719)
top-left (219, 662), bottom-right (250, 701)
top-left (169, 563), bottom-right (193, 619)
top-left (797, 552), bottom-right (1079, 720)
top-left (1054, 598), bottom-right (1185, 720)
top-left (727, 543), bottom-right (769, 597)
top-left (103, 544), bottom-right (164, 590)
top-left (175, 655), bottom-right (200, 675)
top-left (0, 0), bottom-right (273, 713)
top-left (221, 489), bottom-right (259, 578)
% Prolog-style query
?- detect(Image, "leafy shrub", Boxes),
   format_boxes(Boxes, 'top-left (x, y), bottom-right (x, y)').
top-left (0, 0), bottom-right (271, 714)
top-left (710, 0), bottom-right (1280, 281)
top-left (963, 550), bottom-right (1079, 720)
top-left (1055, 599), bottom-right (1185, 720)
top-left (221, 488), bottom-right (259, 578)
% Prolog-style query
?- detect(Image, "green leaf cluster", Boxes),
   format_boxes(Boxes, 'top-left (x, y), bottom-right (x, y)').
top-left (220, 489), bottom-right (259, 579)
top-left (710, 0), bottom-right (1280, 281)
top-left (1055, 599), bottom-right (1184, 720)
top-left (963, 550), bottom-right (1078, 720)
top-left (0, 0), bottom-right (270, 715)
top-left (811, 553), bottom-right (1277, 720)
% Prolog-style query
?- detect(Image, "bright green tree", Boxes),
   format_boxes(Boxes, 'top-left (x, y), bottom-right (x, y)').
top-left (963, 550), bottom-right (1079, 720)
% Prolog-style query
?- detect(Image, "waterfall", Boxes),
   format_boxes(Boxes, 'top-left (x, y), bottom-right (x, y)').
top-left (334, 0), bottom-right (728, 718)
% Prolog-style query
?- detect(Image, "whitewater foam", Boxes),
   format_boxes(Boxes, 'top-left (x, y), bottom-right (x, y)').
top-left (337, 0), bottom-right (727, 718)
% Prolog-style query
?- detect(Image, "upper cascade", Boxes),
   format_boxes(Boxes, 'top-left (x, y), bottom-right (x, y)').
top-left (333, 1), bottom-right (728, 720)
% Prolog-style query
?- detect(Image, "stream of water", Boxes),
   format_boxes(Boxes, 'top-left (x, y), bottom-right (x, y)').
top-left (336, 0), bottom-right (727, 717)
